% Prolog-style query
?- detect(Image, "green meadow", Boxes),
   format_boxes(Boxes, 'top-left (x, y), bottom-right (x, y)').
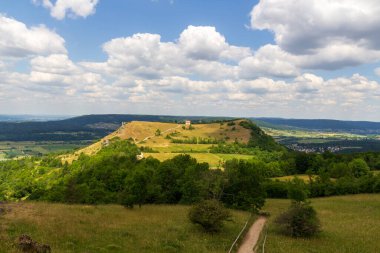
top-left (0, 202), bottom-right (249, 253)
top-left (262, 194), bottom-right (380, 253)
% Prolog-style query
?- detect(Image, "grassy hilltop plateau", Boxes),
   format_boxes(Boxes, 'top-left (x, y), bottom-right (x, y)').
top-left (1, 116), bottom-right (380, 252)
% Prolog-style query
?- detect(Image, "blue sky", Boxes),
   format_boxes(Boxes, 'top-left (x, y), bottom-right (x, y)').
top-left (0, 0), bottom-right (380, 120)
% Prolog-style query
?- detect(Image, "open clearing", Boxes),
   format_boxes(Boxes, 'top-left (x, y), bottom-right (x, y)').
top-left (0, 202), bottom-right (249, 253)
top-left (263, 194), bottom-right (380, 253)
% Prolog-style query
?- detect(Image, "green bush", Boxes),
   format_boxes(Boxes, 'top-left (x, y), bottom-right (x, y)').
top-left (188, 200), bottom-right (231, 233)
top-left (275, 202), bottom-right (321, 237)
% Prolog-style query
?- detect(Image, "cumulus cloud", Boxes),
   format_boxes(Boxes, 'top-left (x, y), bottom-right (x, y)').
top-left (82, 25), bottom-right (297, 80)
top-left (1, 18), bottom-right (379, 119)
top-left (239, 44), bottom-right (299, 78)
top-left (179, 25), bottom-right (250, 61)
top-left (251, 0), bottom-right (380, 69)
top-left (0, 14), bottom-right (66, 58)
top-left (81, 27), bottom-right (243, 80)
top-left (33, 0), bottom-right (99, 20)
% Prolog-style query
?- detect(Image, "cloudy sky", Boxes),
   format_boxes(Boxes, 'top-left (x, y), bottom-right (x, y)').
top-left (1, 0), bottom-right (380, 120)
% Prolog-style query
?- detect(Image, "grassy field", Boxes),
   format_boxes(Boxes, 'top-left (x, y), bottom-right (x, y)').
top-left (262, 194), bottom-right (380, 253)
top-left (272, 174), bottom-right (316, 182)
top-left (0, 202), bottom-right (249, 253)
top-left (262, 128), bottom-right (368, 140)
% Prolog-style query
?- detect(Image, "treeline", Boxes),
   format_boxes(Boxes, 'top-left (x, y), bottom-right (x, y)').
top-left (170, 137), bottom-right (223, 144)
top-left (266, 172), bottom-right (380, 198)
top-left (0, 140), bottom-right (266, 211)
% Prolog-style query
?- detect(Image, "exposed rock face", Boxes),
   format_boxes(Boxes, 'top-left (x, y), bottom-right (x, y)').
top-left (17, 235), bottom-right (51, 253)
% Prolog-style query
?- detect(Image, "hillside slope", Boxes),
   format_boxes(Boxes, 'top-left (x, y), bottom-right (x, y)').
top-left (62, 119), bottom-right (282, 165)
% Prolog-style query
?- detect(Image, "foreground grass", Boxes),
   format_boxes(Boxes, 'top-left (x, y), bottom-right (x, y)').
top-left (263, 194), bottom-right (380, 253)
top-left (0, 202), bottom-right (249, 253)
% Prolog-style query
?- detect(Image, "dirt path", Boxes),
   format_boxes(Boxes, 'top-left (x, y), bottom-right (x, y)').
top-left (138, 125), bottom-right (181, 144)
top-left (237, 216), bottom-right (267, 253)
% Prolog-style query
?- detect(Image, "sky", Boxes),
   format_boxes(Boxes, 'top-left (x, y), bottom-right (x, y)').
top-left (0, 0), bottom-right (380, 121)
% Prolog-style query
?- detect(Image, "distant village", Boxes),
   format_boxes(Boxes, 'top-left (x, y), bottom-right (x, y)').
top-left (286, 144), bottom-right (349, 153)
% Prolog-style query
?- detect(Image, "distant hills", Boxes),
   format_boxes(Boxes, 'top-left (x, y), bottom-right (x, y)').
top-left (0, 114), bottom-right (379, 142)
top-left (0, 115), bottom-right (70, 122)
top-left (0, 114), bottom-right (233, 141)
top-left (253, 118), bottom-right (380, 134)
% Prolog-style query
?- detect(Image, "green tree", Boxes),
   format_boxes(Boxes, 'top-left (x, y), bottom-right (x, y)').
top-left (288, 178), bottom-right (309, 203)
top-left (222, 159), bottom-right (266, 212)
top-left (188, 199), bottom-right (231, 233)
top-left (349, 158), bottom-right (370, 178)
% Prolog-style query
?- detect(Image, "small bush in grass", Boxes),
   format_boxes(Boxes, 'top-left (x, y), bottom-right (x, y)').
top-left (275, 202), bottom-right (321, 237)
top-left (188, 199), bottom-right (231, 233)
top-left (275, 178), bottom-right (321, 237)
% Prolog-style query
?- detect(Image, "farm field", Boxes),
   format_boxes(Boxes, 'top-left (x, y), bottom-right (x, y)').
top-left (263, 194), bottom-right (380, 253)
top-left (262, 127), bottom-right (380, 153)
top-left (262, 128), bottom-right (370, 140)
top-left (0, 202), bottom-right (249, 253)
top-left (0, 141), bottom-right (91, 160)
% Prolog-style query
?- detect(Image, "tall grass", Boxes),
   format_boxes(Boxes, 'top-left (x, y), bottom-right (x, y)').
top-left (0, 202), bottom-right (249, 253)
top-left (263, 194), bottom-right (380, 253)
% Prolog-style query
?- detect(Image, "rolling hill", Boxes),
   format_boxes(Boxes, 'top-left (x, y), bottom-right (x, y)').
top-left (61, 119), bottom-right (282, 166)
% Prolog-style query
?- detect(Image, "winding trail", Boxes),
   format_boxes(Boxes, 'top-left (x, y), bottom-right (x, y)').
top-left (237, 216), bottom-right (267, 253)
top-left (137, 125), bottom-right (181, 144)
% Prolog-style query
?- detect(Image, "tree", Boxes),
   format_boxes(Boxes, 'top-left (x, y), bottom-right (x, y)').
top-left (222, 159), bottom-right (266, 212)
top-left (188, 199), bottom-right (231, 233)
top-left (288, 177), bottom-right (309, 203)
top-left (155, 129), bottom-right (161, 136)
top-left (348, 158), bottom-right (370, 178)
top-left (330, 162), bottom-right (350, 178)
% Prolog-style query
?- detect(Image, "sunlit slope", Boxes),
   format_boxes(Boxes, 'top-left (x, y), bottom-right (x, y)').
top-left (61, 120), bottom-right (254, 165)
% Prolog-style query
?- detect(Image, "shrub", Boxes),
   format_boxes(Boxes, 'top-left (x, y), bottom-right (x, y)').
top-left (288, 178), bottom-right (309, 203)
top-left (188, 199), bottom-right (231, 233)
top-left (275, 202), bottom-right (321, 237)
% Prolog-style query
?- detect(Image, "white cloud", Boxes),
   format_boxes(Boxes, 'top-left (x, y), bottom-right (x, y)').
top-left (33, 0), bottom-right (99, 20)
top-left (251, 0), bottom-right (380, 69)
top-left (375, 68), bottom-right (380, 77)
top-left (1, 18), bottom-right (379, 119)
top-left (239, 44), bottom-right (299, 78)
top-left (0, 14), bottom-right (66, 58)
top-left (179, 25), bottom-right (250, 61)
top-left (83, 26), bottom-right (303, 81)
top-left (82, 26), bottom-right (251, 81)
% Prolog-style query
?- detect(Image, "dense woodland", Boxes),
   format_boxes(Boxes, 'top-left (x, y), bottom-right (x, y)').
top-left (1, 120), bottom-right (380, 212)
